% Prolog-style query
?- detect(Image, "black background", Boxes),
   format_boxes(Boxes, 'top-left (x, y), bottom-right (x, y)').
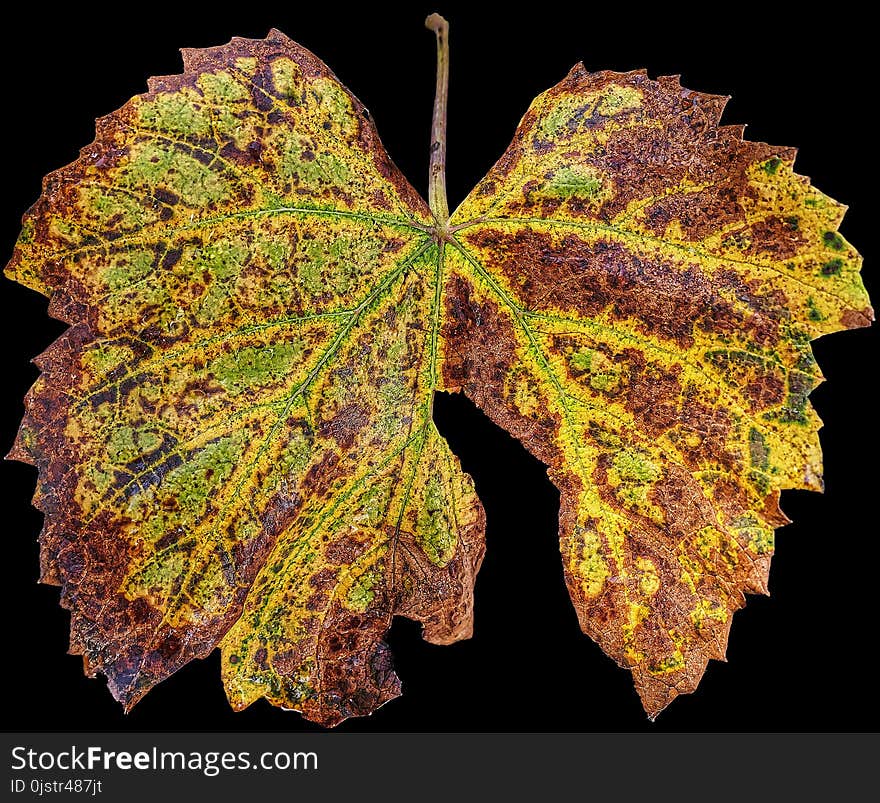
top-left (1, 3), bottom-right (876, 732)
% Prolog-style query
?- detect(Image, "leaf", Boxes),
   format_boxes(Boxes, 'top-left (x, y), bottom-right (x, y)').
top-left (446, 65), bottom-right (871, 715)
top-left (7, 29), bottom-right (484, 726)
top-left (5, 19), bottom-right (871, 725)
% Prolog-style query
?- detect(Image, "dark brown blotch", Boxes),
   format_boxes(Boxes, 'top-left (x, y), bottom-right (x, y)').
top-left (442, 272), bottom-right (563, 470)
top-left (320, 403), bottom-right (369, 450)
top-left (465, 228), bottom-right (782, 349)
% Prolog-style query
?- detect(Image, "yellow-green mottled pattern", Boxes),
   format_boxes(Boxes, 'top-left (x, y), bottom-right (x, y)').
top-left (7, 31), bottom-right (483, 726)
top-left (441, 66), bottom-right (871, 716)
top-left (7, 34), bottom-right (870, 725)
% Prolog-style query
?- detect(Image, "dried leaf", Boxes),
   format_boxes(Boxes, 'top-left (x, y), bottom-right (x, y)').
top-left (6, 21), bottom-right (871, 725)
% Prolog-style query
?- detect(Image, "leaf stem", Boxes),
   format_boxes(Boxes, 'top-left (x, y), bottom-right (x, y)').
top-left (426, 13), bottom-right (450, 225)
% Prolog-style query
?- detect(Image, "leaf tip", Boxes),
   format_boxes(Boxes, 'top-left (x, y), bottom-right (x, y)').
top-left (564, 62), bottom-right (587, 81)
top-left (7, 428), bottom-right (34, 464)
top-left (265, 28), bottom-right (294, 45)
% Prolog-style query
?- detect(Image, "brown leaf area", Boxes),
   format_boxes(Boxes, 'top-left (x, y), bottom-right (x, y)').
top-left (6, 30), bottom-right (483, 726)
top-left (445, 66), bottom-right (871, 716)
top-left (4, 30), bottom-right (872, 725)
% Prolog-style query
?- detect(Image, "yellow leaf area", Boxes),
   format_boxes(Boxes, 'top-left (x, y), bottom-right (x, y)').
top-left (7, 31), bottom-right (483, 726)
top-left (7, 30), bottom-right (871, 726)
top-left (443, 67), bottom-right (871, 716)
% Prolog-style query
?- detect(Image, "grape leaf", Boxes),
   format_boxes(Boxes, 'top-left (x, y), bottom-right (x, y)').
top-left (5, 17), bottom-right (871, 725)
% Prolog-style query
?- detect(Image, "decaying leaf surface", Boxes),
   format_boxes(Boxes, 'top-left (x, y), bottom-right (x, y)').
top-left (446, 66), bottom-right (871, 714)
top-left (5, 22), bottom-right (871, 724)
top-left (7, 30), bottom-right (484, 726)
